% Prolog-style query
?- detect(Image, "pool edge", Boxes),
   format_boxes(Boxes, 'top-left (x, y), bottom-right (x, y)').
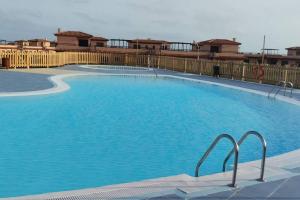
top-left (1, 66), bottom-right (300, 199)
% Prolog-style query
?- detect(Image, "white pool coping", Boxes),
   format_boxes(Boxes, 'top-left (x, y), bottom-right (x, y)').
top-left (4, 149), bottom-right (300, 200)
top-left (1, 66), bottom-right (300, 199)
top-left (0, 68), bottom-right (300, 106)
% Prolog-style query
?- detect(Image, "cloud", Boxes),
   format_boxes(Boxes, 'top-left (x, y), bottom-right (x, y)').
top-left (0, 0), bottom-right (300, 52)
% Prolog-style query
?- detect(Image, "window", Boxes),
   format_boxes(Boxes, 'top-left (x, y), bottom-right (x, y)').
top-left (79, 39), bottom-right (89, 47)
top-left (133, 44), bottom-right (141, 49)
top-left (281, 60), bottom-right (288, 66)
top-left (269, 59), bottom-right (278, 65)
top-left (210, 46), bottom-right (220, 53)
top-left (96, 42), bottom-right (104, 47)
top-left (153, 45), bottom-right (156, 50)
top-left (296, 51), bottom-right (300, 56)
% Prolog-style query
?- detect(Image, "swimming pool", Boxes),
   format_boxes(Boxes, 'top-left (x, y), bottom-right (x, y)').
top-left (0, 75), bottom-right (300, 198)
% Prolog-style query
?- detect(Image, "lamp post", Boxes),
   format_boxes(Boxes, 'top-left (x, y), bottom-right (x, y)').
top-left (261, 35), bottom-right (266, 65)
top-left (197, 43), bottom-right (200, 61)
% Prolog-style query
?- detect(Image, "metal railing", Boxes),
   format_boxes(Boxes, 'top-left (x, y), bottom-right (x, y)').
top-left (152, 67), bottom-right (158, 78)
top-left (285, 82), bottom-right (294, 97)
top-left (222, 131), bottom-right (267, 182)
top-left (195, 134), bottom-right (239, 187)
top-left (268, 81), bottom-right (294, 98)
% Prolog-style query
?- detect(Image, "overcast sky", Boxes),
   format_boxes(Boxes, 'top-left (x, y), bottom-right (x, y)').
top-left (0, 0), bottom-right (299, 53)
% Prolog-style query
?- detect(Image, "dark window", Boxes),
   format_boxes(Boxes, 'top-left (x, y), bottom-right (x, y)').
top-left (153, 45), bottom-right (156, 50)
top-left (96, 42), bottom-right (104, 47)
top-left (210, 46), bottom-right (220, 53)
top-left (145, 45), bottom-right (148, 49)
top-left (133, 44), bottom-right (141, 49)
top-left (296, 51), bottom-right (300, 56)
top-left (281, 60), bottom-right (288, 66)
top-left (79, 39), bottom-right (89, 47)
top-left (269, 59), bottom-right (278, 65)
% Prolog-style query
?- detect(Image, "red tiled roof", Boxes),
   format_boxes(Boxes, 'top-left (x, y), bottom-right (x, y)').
top-left (127, 39), bottom-right (170, 44)
top-left (197, 39), bottom-right (241, 46)
top-left (286, 47), bottom-right (300, 50)
top-left (28, 39), bottom-right (49, 42)
top-left (54, 31), bottom-right (93, 38)
top-left (90, 36), bottom-right (108, 41)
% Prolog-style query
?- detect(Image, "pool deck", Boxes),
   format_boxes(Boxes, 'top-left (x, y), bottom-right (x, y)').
top-left (1, 65), bottom-right (300, 200)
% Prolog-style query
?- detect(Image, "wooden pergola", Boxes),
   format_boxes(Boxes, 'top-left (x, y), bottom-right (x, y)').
top-left (170, 42), bottom-right (193, 51)
top-left (109, 39), bottom-right (128, 48)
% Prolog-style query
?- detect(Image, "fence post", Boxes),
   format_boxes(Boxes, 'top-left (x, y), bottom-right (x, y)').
top-left (284, 69), bottom-right (288, 82)
top-left (125, 54), bottom-right (128, 66)
top-left (199, 60), bottom-right (202, 75)
top-left (13, 52), bottom-right (16, 69)
top-left (172, 57), bottom-right (175, 71)
top-left (184, 59), bottom-right (187, 73)
top-left (26, 51), bottom-right (30, 69)
top-left (147, 54), bottom-right (150, 68)
top-left (46, 53), bottom-right (49, 68)
top-left (158, 55), bottom-right (160, 69)
top-left (231, 62), bottom-right (234, 80)
top-left (164, 57), bottom-right (167, 70)
top-left (242, 65), bottom-right (246, 81)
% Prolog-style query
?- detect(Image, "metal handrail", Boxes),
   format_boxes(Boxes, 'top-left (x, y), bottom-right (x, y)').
top-left (268, 81), bottom-right (285, 98)
top-left (223, 131), bottom-right (267, 182)
top-left (285, 82), bottom-right (294, 97)
top-left (152, 67), bottom-right (158, 78)
top-left (268, 81), bottom-right (293, 98)
top-left (195, 134), bottom-right (239, 187)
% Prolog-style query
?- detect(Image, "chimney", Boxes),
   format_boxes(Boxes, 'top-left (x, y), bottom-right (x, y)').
top-left (58, 28), bottom-right (61, 33)
top-left (233, 37), bottom-right (236, 42)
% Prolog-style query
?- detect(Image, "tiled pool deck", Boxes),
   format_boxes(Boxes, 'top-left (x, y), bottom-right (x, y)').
top-left (1, 65), bottom-right (300, 200)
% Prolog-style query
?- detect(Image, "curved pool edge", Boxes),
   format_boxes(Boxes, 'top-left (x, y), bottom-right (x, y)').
top-left (1, 68), bottom-right (300, 199)
top-left (0, 69), bottom-right (299, 106)
top-left (0, 73), bottom-right (87, 97)
top-left (3, 148), bottom-right (300, 200)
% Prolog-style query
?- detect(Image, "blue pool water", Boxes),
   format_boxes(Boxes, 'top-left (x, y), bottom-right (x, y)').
top-left (0, 76), bottom-right (300, 197)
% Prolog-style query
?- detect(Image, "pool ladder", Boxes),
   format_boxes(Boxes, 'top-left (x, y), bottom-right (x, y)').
top-left (195, 131), bottom-right (267, 187)
top-left (268, 81), bottom-right (294, 98)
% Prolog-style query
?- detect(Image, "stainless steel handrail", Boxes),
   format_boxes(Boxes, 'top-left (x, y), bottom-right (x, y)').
top-left (195, 134), bottom-right (239, 187)
top-left (268, 81), bottom-right (293, 98)
top-left (285, 82), bottom-right (294, 97)
top-left (222, 131), bottom-right (267, 182)
top-left (268, 81), bottom-right (285, 98)
top-left (152, 68), bottom-right (158, 78)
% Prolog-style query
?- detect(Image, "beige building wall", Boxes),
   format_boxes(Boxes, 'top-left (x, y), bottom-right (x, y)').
top-left (29, 41), bottom-right (51, 48)
top-left (198, 45), bottom-right (211, 52)
top-left (221, 45), bottom-right (239, 53)
top-left (56, 36), bottom-right (79, 47)
top-left (90, 40), bottom-right (107, 48)
top-left (287, 49), bottom-right (300, 57)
